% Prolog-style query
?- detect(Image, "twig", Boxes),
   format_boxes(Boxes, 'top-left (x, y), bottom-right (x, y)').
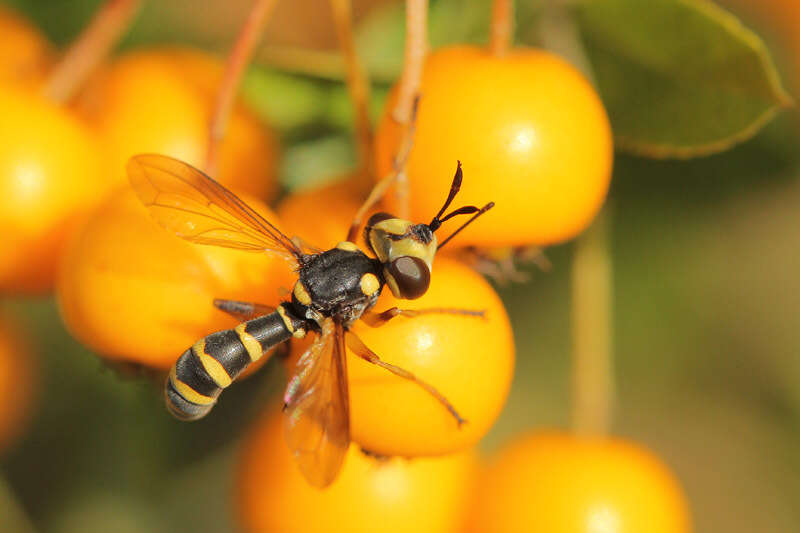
top-left (538, 0), bottom-right (594, 82)
top-left (257, 45), bottom-right (346, 80)
top-left (43, 0), bottom-right (141, 103)
top-left (346, 97), bottom-right (420, 242)
top-left (391, 0), bottom-right (428, 219)
top-left (570, 210), bottom-right (613, 436)
top-left (206, 0), bottom-right (278, 177)
top-left (541, 0), bottom-right (612, 437)
top-left (392, 0), bottom-right (427, 124)
top-left (330, 0), bottom-right (373, 183)
top-left (489, 0), bottom-right (514, 56)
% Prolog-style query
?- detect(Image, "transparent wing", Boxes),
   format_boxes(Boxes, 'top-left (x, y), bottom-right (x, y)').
top-left (127, 154), bottom-right (301, 266)
top-left (283, 319), bottom-right (350, 488)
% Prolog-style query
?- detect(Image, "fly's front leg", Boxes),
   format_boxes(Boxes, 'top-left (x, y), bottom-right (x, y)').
top-left (345, 331), bottom-right (466, 426)
top-left (361, 307), bottom-right (485, 328)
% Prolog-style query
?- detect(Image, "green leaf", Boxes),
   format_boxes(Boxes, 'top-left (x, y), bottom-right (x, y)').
top-left (280, 135), bottom-right (356, 191)
top-left (574, 0), bottom-right (792, 158)
top-left (241, 68), bottom-right (328, 131)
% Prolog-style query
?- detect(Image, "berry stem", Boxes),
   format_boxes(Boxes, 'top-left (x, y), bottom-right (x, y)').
top-left (206, 0), bottom-right (279, 178)
top-left (539, 0), bottom-right (594, 82)
top-left (43, 0), bottom-right (141, 104)
top-left (570, 210), bottom-right (614, 436)
top-left (330, 0), bottom-right (374, 185)
top-left (489, 0), bottom-right (514, 56)
top-left (542, 0), bottom-right (611, 437)
top-left (391, 0), bottom-right (428, 219)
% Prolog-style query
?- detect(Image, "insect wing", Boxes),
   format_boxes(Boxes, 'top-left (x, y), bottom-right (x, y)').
top-left (283, 320), bottom-right (350, 488)
top-left (127, 154), bottom-right (301, 265)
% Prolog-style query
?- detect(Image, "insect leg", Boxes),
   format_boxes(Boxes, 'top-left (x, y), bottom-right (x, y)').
top-left (361, 307), bottom-right (485, 328)
top-left (344, 331), bottom-right (466, 426)
top-left (214, 298), bottom-right (276, 322)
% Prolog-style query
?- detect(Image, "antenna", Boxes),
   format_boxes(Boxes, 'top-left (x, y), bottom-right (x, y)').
top-left (429, 161), bottom-right (464, 232)
top-left (437, 202), bottom-right (495, 250)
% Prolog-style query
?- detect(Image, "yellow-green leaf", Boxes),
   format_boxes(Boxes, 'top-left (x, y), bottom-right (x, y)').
top-left (575, 0), bottom-right (793, 158)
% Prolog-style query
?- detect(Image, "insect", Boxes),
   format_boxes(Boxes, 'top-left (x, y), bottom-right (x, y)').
top-left (127, 153), bottom-right (494, 487)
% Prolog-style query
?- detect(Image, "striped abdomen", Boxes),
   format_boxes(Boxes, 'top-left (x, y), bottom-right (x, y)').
top-left (166, 306), bottom-right (306, 420)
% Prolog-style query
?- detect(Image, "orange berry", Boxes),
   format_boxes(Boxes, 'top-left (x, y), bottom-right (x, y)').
top-left (285, 257), bottom-right (514, 457)
top-left (0, 85), bottom-right (105, 294)
top-left (57, 188), bottom-right (295, 370)
top-left (276, 178), bottom-right (365, 250)
top-left (466, 432), bottom-right (692, 533)
top-left (0, 314), bottom-right (37, 453)
top-left (237, 409), bottom-right (478, 533)
top-left (0, 6), bottom-right (53, 86)
top-left (375, 45), bottom-right (613, 247)
top-left (75, 47), bottom-right (279, 200)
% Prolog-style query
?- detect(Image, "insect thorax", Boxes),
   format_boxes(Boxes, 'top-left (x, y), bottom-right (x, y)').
top-left (293, 245), bottom-right (384, 327)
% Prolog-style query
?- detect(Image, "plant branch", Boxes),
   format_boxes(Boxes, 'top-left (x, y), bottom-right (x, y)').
top-left (489, 0), bottom-right (514, 56)
top-left (390, 0), bottom-right (428, 219)
top-left (330, 0), bottom-right (373, 183)
top-left (43, 0), bottom-right (141, 104)
top-left (570, 210), bottom-right (613, 436)
top-left (206, 0), bottom-right (278, 177)
top-left (541, 0), bottom-right (612, 437)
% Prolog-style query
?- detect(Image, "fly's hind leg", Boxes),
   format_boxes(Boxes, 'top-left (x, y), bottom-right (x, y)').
top-left (361, 307), bottom-right (485, 328)
top-left (345, 331), bottom-right (466, 426)
top-left (213, 298), bottom-right (276, 322)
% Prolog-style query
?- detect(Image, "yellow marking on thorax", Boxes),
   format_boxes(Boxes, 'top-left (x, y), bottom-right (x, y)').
top-left (235, 323), bottom-right (263, 362)
top-left (360, 272), bottom-right (380, 296)
top-left (293, 281), bottom-right (312, 305)
top-left (336, 241), bottom-right (359, 252)
top-left (169, 367), bottom-right (216, 405)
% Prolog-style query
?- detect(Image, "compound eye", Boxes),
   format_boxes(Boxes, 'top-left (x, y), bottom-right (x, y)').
top-left (386, 256), bottom-right (430, 300)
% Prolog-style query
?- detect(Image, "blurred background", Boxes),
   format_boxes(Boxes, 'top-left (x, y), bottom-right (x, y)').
top-left (0, 0), bottom-right (799, 531)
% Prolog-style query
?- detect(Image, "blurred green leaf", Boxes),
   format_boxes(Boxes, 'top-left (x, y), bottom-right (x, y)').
top-left (324, 85), bottom-right (388, 131)
top-left (280, 135), bottom-right (356, 190)
top-left (241, 68), bottom-right (328, 131)
top-left (574, 0), bottom-right (792, 158)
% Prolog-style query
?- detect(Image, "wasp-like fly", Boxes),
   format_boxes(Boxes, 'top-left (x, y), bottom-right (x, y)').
top-left (127, 154), bottom-right (493, 487)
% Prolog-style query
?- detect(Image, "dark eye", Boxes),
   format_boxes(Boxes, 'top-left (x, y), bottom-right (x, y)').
top-left (386, 256), bottom-right (430, 299)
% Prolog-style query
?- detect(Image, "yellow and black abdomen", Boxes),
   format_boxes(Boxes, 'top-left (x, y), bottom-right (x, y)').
top-left (165, 306), bottom-right (306, 420)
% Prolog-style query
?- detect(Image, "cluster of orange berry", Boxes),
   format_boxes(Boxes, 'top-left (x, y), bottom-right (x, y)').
top-left (0, 3), bottom-right (691, 531)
